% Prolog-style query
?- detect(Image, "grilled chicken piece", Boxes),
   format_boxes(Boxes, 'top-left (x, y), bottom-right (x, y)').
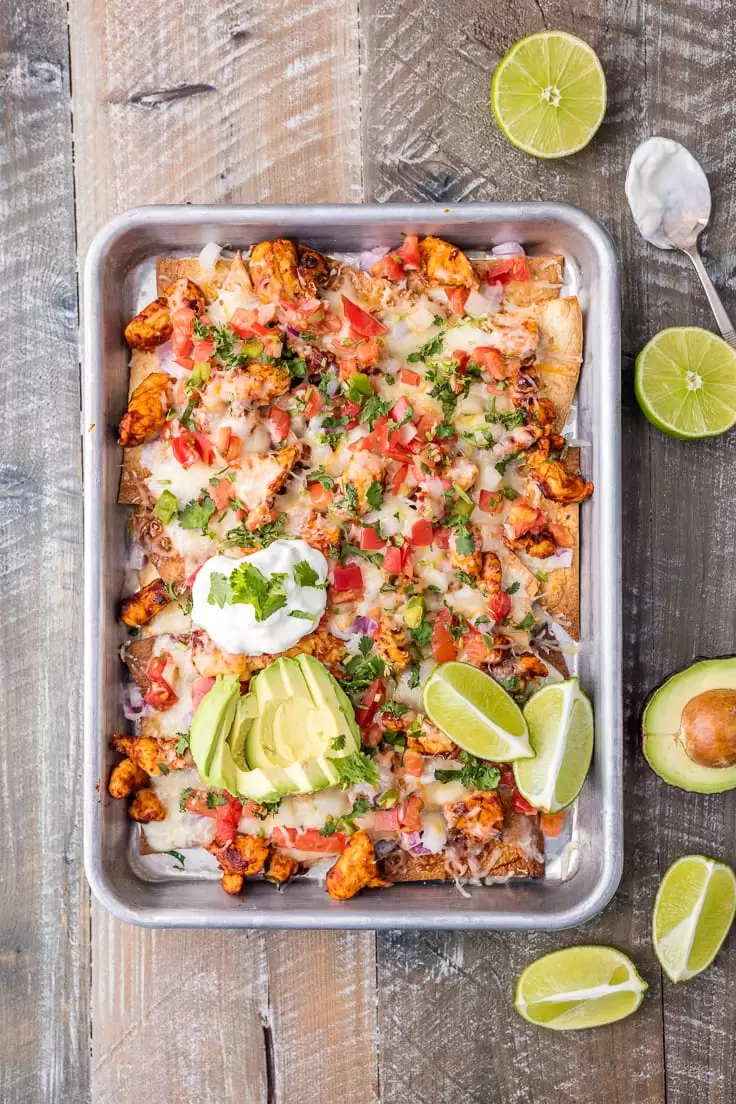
top-left (111, 734), bottom-right (163, 776)
top-left (120, 577), bottom-right (172, 627)
top-left (444, 457), bottom-right (478, 491)
top-left (265, 852), bottom-right (300, 887)
top-left (207, 362), bottom-right (290, 407)
top-left (518, 653), bottom-right (549, 679)
top-left (335, 451), bottom-right (386, 518)
top-left (124, 278), bottom-right (205, 350)
top-left (249, 238), bottom-right (314, 302)
top-left (298, 245), bottom-right (336, 288)
top-left (449, 524), bottom-right (483, 579)
top-left (479, 551), bottom-right (503, 598)
top-left (128, 789), bottom-right (167, 823)
top-left (300, 510), bottom-right (342, 557)
top-left (528, 456), bottom-right (594, 505)
top-left (418, 236), bottom-right (478, 288)
top-left (445, 790), bottom-right (504, 843)
top-left (208, 834), bottom-right (270, 896)
top-left (117, 372), bottom-right (173, 447)
top-left (325, 830), bottom-right (386, 900)
top-left (108, 757), bottom-right (149, 798)
top-left (236, 444), bottom-right (302, 511)
top-left (374, 618), bottom-right (411, 673)
top-left (406, 722), bottom-right (455, 756)
top-left (506, 530), bottom-right (557, 559)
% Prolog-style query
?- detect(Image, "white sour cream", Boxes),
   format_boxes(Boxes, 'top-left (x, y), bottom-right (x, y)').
top-left (191, 539), bottom-right (328, 656)
top-left (625, 137), bottom-right (711, 249)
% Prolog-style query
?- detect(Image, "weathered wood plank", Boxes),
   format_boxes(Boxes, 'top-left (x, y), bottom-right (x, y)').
top-left (361, 0), bottom-right (736, 1098)
top-left (0, 4), bottom-right (88, 1103)
top-left (69, 3), bottom-right (372, 1101)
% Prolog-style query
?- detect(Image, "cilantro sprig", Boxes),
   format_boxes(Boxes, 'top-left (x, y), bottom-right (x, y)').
top-left (434, 750), bottom-right (501, 791)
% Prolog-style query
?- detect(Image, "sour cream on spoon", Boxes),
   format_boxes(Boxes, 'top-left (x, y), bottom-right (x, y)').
top-left (191, 538), bottom-right (328, 656)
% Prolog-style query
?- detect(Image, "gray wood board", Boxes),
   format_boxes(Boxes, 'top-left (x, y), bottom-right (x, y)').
top-left (362, 0), bottom-right (736, 1101)
top-left (0, 2), bottom-right (88, 1102)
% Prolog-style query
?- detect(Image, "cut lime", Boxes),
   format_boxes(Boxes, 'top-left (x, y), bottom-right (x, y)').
top-left (515, 946), bottom-right (647, 1030)
top-left (653, 855), bottom-right (736, 982)
top-left (513, 678), bottom-right (594, 812)
top-left (491, 31), bottom-right (607, 159)
top-left (423, 661), bottom-right (532, 761)
top-left (635, 327), bottom-right (736, 439)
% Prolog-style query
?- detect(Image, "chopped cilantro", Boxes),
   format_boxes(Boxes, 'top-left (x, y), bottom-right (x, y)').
top-left (157, 763), bottom-right (169, 776)
top-left (495, 450), bottom-right (524, 476)
top-left (306, 466), bottom-right (334, 491)
top-left (360, 395), bottom-right (392, 430)
top-left (455, 571), bottom-right (477, 587)
top-left (174, 732), bottom-right (191, 756)
top-left (501, 485), bottom-right (519, 501)
top-left (179, 396), bottom-right (198, 431)
top-left (178, 787), bottom-right (194, 813)
top-left (319, 414), bottom-right (349, 448)
top-left (496, 675), bottom-right (521, 693)
top-left (486, 400), bottom-right (527, 430)
top-left (347, 372), bottom-right (373, 402)
top-left (407, 661), bottom-right (421, 690)
top-left (290, 609), bottom-right (318, 620)
top-left (166, 849), bottom-right (186, 870)
top-left (326, 751), bottom-right (380, 787)
top-left (340, 543), bottom-right (384, 568)
top-left (153, 489), bottom-right (178, 524)
top-left (178, 493), bottom-right (216, 533)
top-left (382, 730), bottom-right (407, 749)
top-left (434, 750), bottom-right (500, 791)
top-left (293, 560), bottom-right (326, 588)
top-left (409, 618), bottom-right (433, 649)
top-left (379, 700), bottom-right (409, 718)
top-left (516, 613), bottom-right (536, 632)
top-left (223, 514), bottom-right (285, 550)
top-left (206, 792), bottom-right (228, 809)
top-left (336, 481), bottom-right (359, 516)
top-left (505, 581), bottom-right (521, 596)
top-left (407, 331), bottom-right (445, 362)
top-left (330, 735), bottom-right (346, 751)
top-left (366, 481), bottom-right (383, 510)
top-left (208, 572), bottom-right (230, 608)
top-left (229, 563), bottom-right (288, 621)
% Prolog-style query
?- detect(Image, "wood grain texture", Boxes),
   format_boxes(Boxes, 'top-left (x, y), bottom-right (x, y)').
top-left (69, 4), bottom-right (373, 1102)
top-left (0, 3), bottom-right (88, 1103)
top-left (363, 0), bottom-right (736, 1100)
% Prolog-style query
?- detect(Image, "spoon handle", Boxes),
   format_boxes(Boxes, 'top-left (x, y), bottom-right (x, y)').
top-left (682, 246), bottom-right (736, 349)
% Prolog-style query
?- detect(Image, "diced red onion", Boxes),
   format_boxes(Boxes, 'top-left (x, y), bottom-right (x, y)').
top-left (357, 247), bottom-right (391, 271)
top-left (401, 831), bottom-right (432, 855)
top-left (286, 325), bottom-right (301, 337)
top-left (491, 241), bottom-right (525, 256)
top-left (350, 615), bottom-right (378, 636)
top-left (122, 682), bottom-right (149, 720)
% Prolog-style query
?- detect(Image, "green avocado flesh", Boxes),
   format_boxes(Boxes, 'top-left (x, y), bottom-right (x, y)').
top-left (188, 656), bottom-right (360, 802)
top-left (642, 657), bottom-right (736, 793)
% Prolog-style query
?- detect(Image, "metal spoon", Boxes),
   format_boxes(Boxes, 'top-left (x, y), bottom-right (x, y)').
top-left (625, 136), bottom-right (736, 349)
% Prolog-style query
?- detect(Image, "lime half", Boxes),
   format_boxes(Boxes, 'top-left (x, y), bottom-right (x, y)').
top-left (491, 31), bottom-right (607, 158)
top-left (515, 946), bottom-right (647, 1030)
top-left (653, 855), bottom-right (736, 982)
top-left (423, 662), bottom-right (532, 761)
top-left (635, 327), bottom-right (736, 439)
top-left (513, 678), bottom-right (594, 812)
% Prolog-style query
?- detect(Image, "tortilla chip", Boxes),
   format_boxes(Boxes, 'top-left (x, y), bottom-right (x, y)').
top-left (533, 447), bottom-right (583, 640)
top-left (156, 256), bottom-right (230, 301)
top-left (537, 296), bottom-right (583, 360)
top-left (129, 507), bottom-right (187, 585)
top-left (123, 636), bottom-right (155, 692)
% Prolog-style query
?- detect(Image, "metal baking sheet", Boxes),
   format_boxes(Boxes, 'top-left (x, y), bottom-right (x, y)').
top-left (83, 203), bottom-right (621, 929)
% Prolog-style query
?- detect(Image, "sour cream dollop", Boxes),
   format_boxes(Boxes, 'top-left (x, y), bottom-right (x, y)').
top-left (191, 539), bottom-right (328, 656)
top-left (625, 136), bottom-right (711, 249)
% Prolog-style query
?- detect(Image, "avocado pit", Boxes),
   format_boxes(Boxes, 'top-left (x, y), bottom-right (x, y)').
top-left (681, 689), bottom-right (736, 768)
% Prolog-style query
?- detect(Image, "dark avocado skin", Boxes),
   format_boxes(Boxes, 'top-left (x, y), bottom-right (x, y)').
top-left (640, 655), bottom-right (736, 792)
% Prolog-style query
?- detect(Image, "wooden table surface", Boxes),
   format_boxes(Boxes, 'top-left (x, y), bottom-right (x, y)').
top-left (3, 0), bottom-right (736, 1100)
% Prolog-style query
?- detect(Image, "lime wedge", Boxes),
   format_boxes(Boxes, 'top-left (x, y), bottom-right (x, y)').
top-left (422, 661), bottom-right (532, 761)
top-left (653, 855), bottom-right (736, 982)
top-left (515, 946), bottom-right (647, 1030)
top-left (635, 327), bottom-right (736, 439)
top-left (513, 678), bottom-right (594, 812)
top-left (491, 31), bottom-right (607, 159)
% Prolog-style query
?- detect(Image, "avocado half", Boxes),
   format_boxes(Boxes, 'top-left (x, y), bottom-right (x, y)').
top-left (642, 657), bottom-right (736, 793)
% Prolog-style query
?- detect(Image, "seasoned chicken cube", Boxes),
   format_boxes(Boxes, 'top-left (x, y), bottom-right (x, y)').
top-left (479, 551), bottom-right (503, 597)
top-left (236, 445), bottom-right (302, 511)
top-left (449, 524), bottom-right (483, 578)
top-left (108, 757), bottom-right (149, 798)
top-left (301, 510), bottom-right (342, 557)
top-left (208, 833), bottom-right (270, 895)
top-left (124, 298), bottom-right (173, 350)
top-left (445, 790), bottom-right (504, 843)
top-left (418, 236), bottom-right (478, 288)
top-left (336, 451), bottom-right (386, 517)
top-left (212, 362), bottom-right (291, 406)
top-left (528, 456), bottom-right (594, 505)
top-left (128, 789), bottom-right (167, 822)
top-left (444, 457), bottom-right (478, 491)
top-left (406, 721), bottom-right (455, 755)
top-left (120, 577), bottom-right (172, 627)
top-left (165, 277), bottom-right (206, 315)
top-left (298, 245), bottom-right (335, 288)
top-left (111, 734), bottom-right (163, 776)
top-left (325, 830), bottom-right (385, 900)
top-left (518, 652), bottom-right (549, 678)
top-left (117, 372), bottom-right (172, 447)
top-left (249, 238), bottom-right (311, 302)
top-left (374, 617), bottom-right (411, 673)
top-left (265, 852), bottom-right (299, 887)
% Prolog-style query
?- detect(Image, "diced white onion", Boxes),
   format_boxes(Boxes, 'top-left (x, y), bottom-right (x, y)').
top-left (491, 241), bottom-right (525, 256)
top-left (198, 241), bottom-right (222, 273)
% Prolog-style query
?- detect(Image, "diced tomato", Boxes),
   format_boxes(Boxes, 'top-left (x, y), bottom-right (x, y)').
top-left (488, 591), bottom-right (512, 622)
top-left (391, 463), bottom-right (409, 495)
top-left (171, 306), bottom-right (196, 331)
top-left (371, 253), bottom-right (406, 281)
top-left (356, 337), bottom-right (381, 367)
top-left (395, 234), bottom-right (420, 269)
top-left (183, 792), bottom-right (213, 817)
top-left (192, 676), bottom-right (216, 709)
top-left (470, 346), bottom-right (508, 380)
top-left (191, 340), bottom-right (214, 361)
top-left (172, 329), bottom-right (193, 357)
top-left (174, 356), bottom-right (194, 370)
top-left (308, 481), bottom-right (333, 508)
top-left (216, 426), bottom-right (241, 462)
top-left (171, 430), bottom-right (200, 469)
top-left (540, 811), bottom-right (566, 837)
top-left (399, 792), bottom-right (424, 830)
top-left (445, 286), bottom-right (469, 316)
top-left (479, 489), bottom-right (502, 514)
top-left (272, 826), bottom-right (348, 853)
top-left (333, 563), bottom-right (364, 592)
top-left (268, 406), bottom-right (291, 442)
top-left (414, 414), bottom-right (436, 440)
top-left (373, 807), bottom-right (401, 831)
top-left (410, 519), bottom-right (434, 547)
top-left (432, 526), bottom-right (451, 550)
top-left (548, 522), bottom-right (574, 548)
top-left (215, 796), bottom-right (244, 846)
top-left (303, 386), bottom-right (324, 419)
top-left (186, 565), bottom-right (203, 590)
top-left (355, 678), bottom-right (386, 728)
top-left (399, 367), bottom-right (420, 386)
top-left (228, 307), bottom-right (259, 337)
top-left (513, 792), bottom-right (538, 815)
top-left (383, 545), bottom-right (405, 575)
top-left (360, 526), bottom-right (386, 551)
top-left (390, 396), bottom-right (412, 424)
top-left (462, 632), bottom-right (492, 668)
top-left (144, 654), bottom-right (178, 712)
top-left (341, 399), bottom-right (363, 421)
top-left (341, 295), bottom-right (388, 338)
top-left (208, 478), bottom-right (234, 511)
top-left (432, 620), bottom-right (457, 664)
top-left (378, 420), bottom-right (412, 463)
top-left (362, 723), bottom-right (384, 748)
top-left (485, 255), bottom-right (530, 284)
top-left (192, 432), bottom-right (216, 466)
top-left (453, 350), bottom-right (470, 374)
top-left (402, 750), bottom-right (425, 778)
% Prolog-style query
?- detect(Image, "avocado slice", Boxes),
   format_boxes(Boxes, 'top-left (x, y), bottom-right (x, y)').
top-left (189, 675), bottom-right (241, 791)
top-left (642, 657), bottom-right (736, 792)
top-left (228, 695), bottom-right (258, 770)
top-left (296, 654), bottom-right (360, 756)
top-left (236, 765), bottom-right (299, 803)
